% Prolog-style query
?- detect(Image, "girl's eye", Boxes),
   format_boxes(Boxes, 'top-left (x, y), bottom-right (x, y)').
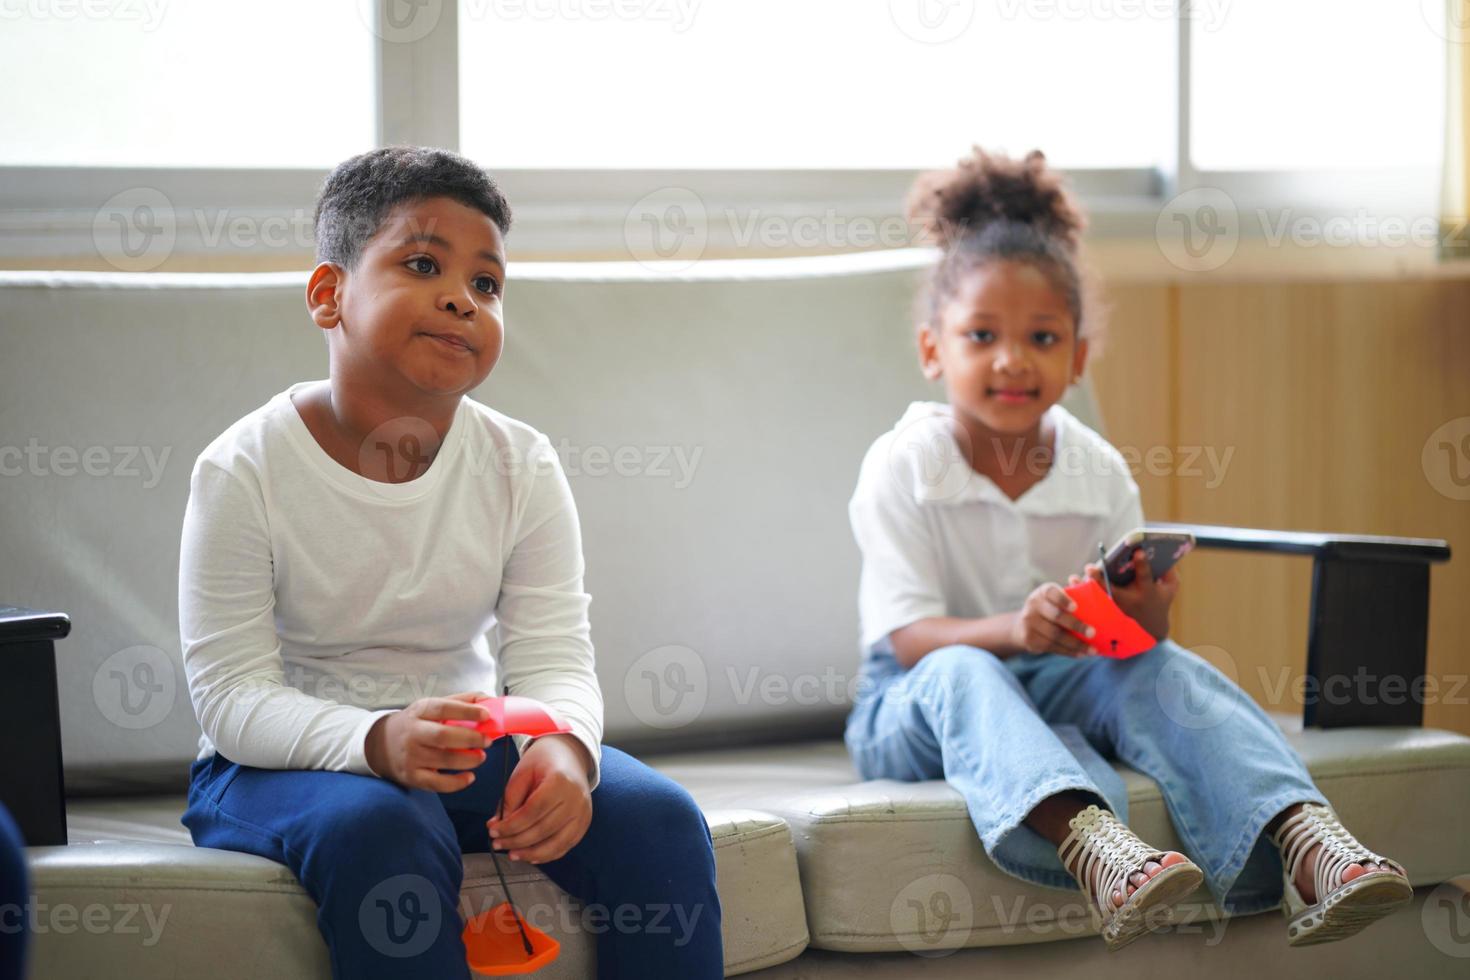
top-left (966, 329), bottom-right (995, 344)
top-left (1033, 331), bottom-right (1059, 347)
top-left (474, 275), bottom-right (500, 296)
top-left (408, 255), bottom-right (437, 275)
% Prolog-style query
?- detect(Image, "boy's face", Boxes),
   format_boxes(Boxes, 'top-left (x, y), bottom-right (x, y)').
top-left (307, 196), bottom-right (507, 401)
top-left (918, 259), bottom-right (1087, 437)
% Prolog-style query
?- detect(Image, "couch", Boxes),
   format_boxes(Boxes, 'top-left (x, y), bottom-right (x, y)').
top-left (2, 254), bottom-right (1467, 978)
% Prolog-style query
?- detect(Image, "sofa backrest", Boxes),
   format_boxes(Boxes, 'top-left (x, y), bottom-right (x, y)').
top-left (0, 252), bottom-right (1104, 776)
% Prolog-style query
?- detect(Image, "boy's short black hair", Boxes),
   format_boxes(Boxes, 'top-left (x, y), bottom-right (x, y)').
top-left (312, 146), bottom-right (513, 271)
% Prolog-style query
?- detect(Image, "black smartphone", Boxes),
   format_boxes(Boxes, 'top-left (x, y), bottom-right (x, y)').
top-left (1102, 529), bottom-right (1195, 586)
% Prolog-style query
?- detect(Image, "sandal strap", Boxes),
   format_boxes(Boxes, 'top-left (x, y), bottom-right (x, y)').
top-left (1057, 804), bottom-right (1163, 921)
top-left (1269, 803), bottom-right (1406, 904)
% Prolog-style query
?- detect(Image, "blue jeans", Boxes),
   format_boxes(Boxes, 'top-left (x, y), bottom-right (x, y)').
top-left (844, 640), bottom-right (1329, 917)
top-left (0, 802), bottom-right (29, 980)
top-left (181, 741), bottom-right (723, 979)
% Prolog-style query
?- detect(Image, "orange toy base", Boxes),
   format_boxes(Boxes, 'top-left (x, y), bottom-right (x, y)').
top-left (463, 902), bottom-right (560, 975)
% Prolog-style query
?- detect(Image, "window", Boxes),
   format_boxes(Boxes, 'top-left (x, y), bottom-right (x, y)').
top-left (0, 0), bottom-right (1449, 264)
top-left (458, 0), bottom-right (1174, 170)
top-left (1190, 0), bottom-right (1444, 171)
top-left (0, 0), bottom-right (374, 167)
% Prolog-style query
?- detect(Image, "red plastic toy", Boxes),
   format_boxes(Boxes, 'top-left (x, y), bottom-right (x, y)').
top-left (1062, 578), bottom-right (1157, 658)
top-left (443, 695), bottom-right (573, 743)
top-left (442, 693), bottom-right (574, 975)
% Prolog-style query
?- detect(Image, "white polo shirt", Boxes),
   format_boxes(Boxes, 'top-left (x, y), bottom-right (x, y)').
top-left (849, 400), bottom-right (1144, 656)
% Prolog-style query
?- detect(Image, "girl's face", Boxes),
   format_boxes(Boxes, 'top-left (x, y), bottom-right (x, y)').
top-left (918, 259), bottom-right (1088, 437)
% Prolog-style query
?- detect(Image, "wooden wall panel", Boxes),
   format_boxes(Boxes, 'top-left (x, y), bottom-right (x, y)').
top-left (1089, 279), bottom-right (1470, 738)
top-left (1087, 284), bottom-right (1176, 521)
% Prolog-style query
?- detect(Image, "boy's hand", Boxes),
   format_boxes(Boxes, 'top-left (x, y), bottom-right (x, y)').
top-left (364, 690), bottom-right (491, 792)
top-left (487, 734), bottom-right (593, 864)
top-left (1080, 549), bottom-right (1179, 641)
top-left (1011, 582), bottom-right (1097, 657)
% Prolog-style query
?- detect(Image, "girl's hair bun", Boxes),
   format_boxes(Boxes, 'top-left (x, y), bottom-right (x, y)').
top-left (906, 147), bottom-right (1086, 253)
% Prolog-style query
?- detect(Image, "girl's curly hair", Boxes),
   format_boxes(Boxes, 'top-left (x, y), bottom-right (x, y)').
top-left (907, 147), bottom-right (1103, 344)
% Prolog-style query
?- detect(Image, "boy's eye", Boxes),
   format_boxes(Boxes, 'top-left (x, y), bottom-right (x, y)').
top-left (1033, 331), bottom-right (1059, 347)
top-left (966, 329), bottom-right (995, 344)
top-left (474, 275), bottom-right (500, 296)
top-left (407, 255), bottom-right (437, 275)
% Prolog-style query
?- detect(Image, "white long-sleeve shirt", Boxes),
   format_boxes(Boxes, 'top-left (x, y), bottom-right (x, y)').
top-left (178, 380), bottom-right (605, 790)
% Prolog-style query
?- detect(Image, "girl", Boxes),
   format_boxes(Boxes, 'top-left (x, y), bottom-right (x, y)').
top-left (843, 147), bottom-right (1412, 952)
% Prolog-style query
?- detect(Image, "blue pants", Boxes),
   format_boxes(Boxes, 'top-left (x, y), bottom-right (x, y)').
top-left (0, 803), bottom-right (29, 980)
top-left (844, 640), bottom-right (1329, 917)
top-left (181, 740), bottom-right (723, 979)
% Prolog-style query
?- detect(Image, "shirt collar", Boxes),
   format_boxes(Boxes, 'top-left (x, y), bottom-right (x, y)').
top-left (890, 400), bottom-right (1108, 515)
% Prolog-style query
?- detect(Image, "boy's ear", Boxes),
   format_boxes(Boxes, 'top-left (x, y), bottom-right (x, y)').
top-left (917, 322), bottom-right (943, 381)
top-left (306, 262), bottom-right (344, 329)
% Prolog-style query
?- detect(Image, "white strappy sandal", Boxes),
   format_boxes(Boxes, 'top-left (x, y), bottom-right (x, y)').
top-left (1269, 802), bottom-right (1412, 946)
top-left (1057, 804), bottom-right (1205, 952)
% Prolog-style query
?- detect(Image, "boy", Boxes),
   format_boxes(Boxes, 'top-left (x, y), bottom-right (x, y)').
top-left (178, 146), bottom-right (722, 978)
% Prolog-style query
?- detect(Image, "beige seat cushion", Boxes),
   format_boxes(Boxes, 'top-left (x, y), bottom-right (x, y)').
top-left (649, 717), bottom-right (1470, 953)
top-left (30, 716), bottom-right (1470, 973)
top-left (31, 807), bottom-right (807, 978)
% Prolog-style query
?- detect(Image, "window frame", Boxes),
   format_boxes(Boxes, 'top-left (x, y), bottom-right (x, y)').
top-left (0, 2), bottom-right (1444, 266)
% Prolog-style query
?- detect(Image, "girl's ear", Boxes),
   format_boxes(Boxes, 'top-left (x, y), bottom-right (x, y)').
top-left (1071, 334), bottom-right (1090, 385)
top-left (917, 322), bottom-right (943, 380)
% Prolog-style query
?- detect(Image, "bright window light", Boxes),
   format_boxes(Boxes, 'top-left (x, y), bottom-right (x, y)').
top-left (0, 0), bottom-right (375, 167)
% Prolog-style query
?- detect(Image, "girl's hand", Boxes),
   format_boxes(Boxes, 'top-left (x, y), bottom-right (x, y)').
top-left (1011, 582), bottom-right (1096, 657)
top-left (1082, 551), bottom-right (1179, 641)
top-left (488, 734), bottom-right (594, 864)
top-left (363, 691), bottom-right (491, 792)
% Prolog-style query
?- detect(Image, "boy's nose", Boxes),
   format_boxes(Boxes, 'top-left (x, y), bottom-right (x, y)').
top-left (440, 295), bottom-right (477, 318)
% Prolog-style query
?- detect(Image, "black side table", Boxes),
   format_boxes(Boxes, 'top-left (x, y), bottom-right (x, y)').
top-left (0, 606), bottom-right (69, 845)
